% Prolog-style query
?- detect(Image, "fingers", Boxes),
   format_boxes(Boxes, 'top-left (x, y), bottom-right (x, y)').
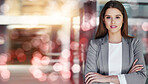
top-left (85, 72), bottom-right (96, 84)
top-left (129, 59), bottom-right (144, 73)
top-left (89, 79), bottom-right (96, 84)
top-left (129, 65), bottom-right (144, 73)
top-left (85, 72), bottom-right (101, 84)
top-left (131, 65), bottom-right (143, 71)
top-left (132, 59), bottom-right (138, 67)
top-left (85, 72), bottom-right (95, 78)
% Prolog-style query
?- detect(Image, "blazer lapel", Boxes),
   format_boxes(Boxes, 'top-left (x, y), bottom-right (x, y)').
top-left (122, 37), bottom-right (130, 73)
top-left (100, 35), bottom-right (109, 75)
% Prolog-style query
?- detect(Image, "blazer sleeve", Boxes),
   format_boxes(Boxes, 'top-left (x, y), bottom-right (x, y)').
top-left (84, 40), bottom-right (100, 84)
top-left (124, 38), bottom-right (147, 84)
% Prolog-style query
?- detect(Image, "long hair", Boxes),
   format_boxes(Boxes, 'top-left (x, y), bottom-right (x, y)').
top-left (95, 1), bottom-right (133, 39)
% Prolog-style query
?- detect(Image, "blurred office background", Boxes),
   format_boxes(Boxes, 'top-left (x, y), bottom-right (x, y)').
top-left (0, 0), bottom-right (147, 84)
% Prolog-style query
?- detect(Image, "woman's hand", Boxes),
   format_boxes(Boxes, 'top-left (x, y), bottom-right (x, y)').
top-left (85, 72), bottom-right (110, 84)
top-left (85, 72), bottom-right (119, 84)
top-left (85, 72), bottom-right (109, 84)
top-left (128, 59), bottom-right (144, 73)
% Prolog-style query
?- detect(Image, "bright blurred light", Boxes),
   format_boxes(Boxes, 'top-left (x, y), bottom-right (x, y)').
top-left (39, 43), bottom-right (49, 53)
top-left (1, 69), bottom-right (10, 80)
top-left (31, 57), bottom-right (41, 66)
top-left (142, 22), bottom-right (148, 31)
top-left (0, 3), bottom-right (10, 13)
top-left (81, 22), bottom-right (91, 31)
top-left (15, 48), bottom-right (24, 56)
top-left (48, 72), bottom-right (59, 82)
top-left (40, 56), bottom-right (50, 66)
top-left (32, 69), bottom-right (43, 79)
top-left (40, 34), bottom-right (50, 43)
top-left (10, 30), bottom-right (19, 39)
top-left (49, 41), bottom-right (56, 50)
top-left (73, 16), bottom-right (80, 25)
top-left (90, 14), bottom-right (96, 27)
top-left (73, 25), bottom-right (80, 29)
top-left (0, 36), bottom-right (5, 45)
top-left (38, 73), bottom-right (47, 82)
top-left (32, 51), bottom-right (42, 59)
top-left (80, 37), bottom-right (88, 44)
top-left (0, 53), bottom-right (8, 65)
top-left (70, 41), bottom-right (79, 50)
top-left (61, 70), bottom-right (71, 80)
top-left (17, 53), bottom-right (26, 62)
top-left (53, 63), bottom-right (63, 72)
top-left (49, 12), bottom-right (67, 24)
top-left (71, 64), bottom-right (80, 73)
top-left (31, 37), bottom-right (41, 48)
top-left (59, 56), bottom-right (70, 70)
top-left (81, 12), bottom-right (96, 31)
top-left (22, 41), bottom-right (32, 51)
top-left (61, 0), bottom-right (79, 17)
top-left (61, 49), bottom-right (70, 59)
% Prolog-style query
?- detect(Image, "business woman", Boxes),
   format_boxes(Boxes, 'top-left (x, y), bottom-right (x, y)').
top-left (84, 1), bottom-right (147, 84)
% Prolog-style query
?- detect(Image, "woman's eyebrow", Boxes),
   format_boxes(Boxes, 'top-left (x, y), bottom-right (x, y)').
top-left (116, 14), bottom-right (121, 16)
top-left (105, 14), bottom-right (121, 16)
top-left (105, 15), bottom-right (110, 16)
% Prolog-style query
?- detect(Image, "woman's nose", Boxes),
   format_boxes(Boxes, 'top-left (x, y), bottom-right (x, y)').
top-left (111, 18), bottom-right (115, 24)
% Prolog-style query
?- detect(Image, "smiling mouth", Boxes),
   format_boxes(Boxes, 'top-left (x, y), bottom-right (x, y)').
top-left (110, 25), bottom-right (117, 28)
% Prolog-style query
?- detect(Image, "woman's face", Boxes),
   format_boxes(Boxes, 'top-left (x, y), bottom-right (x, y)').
top-left (104, 8), bottom-right (123, 34)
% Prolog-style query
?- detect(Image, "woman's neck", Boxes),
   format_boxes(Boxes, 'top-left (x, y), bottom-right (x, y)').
top-left (108, 32), bottom-right (122, 43)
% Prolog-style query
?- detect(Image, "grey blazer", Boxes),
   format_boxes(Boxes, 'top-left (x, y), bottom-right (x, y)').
top-left (84, 34), bottom-right (147, 84)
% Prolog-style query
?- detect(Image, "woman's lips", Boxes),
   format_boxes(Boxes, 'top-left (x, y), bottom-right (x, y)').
top-left (110, 25), bottom-right (117, 28)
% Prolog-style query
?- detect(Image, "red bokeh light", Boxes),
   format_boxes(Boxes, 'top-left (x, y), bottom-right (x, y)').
top-left (17, 53), bottom-right (26, 62)
top-left (31, 57), bottom-right (41, 66)
top-left (142, 22), bottom-right (148, 31)
top-left (32, 51), bottom-right (42, 59)
top-left (32, 69), bottom-right (43, 79)
top-left (38, 73), bottom-right (47, 82)
top-left (15, 48), bottom-right (24, 56)
top-left (10, 30), bottom-right (19, 39)
top-left (80, 37), bottom-right (88, 44)
top-left (1, 69), bottom-right (10, 80)
top-left (71, 64), bottom-right (80, 73)
top-left (70, 41), bottom-right (79, 50)
top-left (0, 53), bottom-right (8, 65)
top-left (49, 41), bottom-right (56, 50)
top-left (39, 43), bottom-right (49, 53)
top-left (61, 49), bottom-right (70, 59)
top-left (48, 72), bottom-right (59, 82)
top-left (53, 63), bottom-right (63, 72)
top-left (40, 56), bottom-right (50, 66)
top-left (31, 37), bottom-right (41, 48)
top-left (40, 34), bottom-right (50, 43)
top-left (22, 41), bottom-right (32, 51)
top-left (61, 70), bottom-right (71, 80)
top-left (81, 22), bottom-right (91, 31)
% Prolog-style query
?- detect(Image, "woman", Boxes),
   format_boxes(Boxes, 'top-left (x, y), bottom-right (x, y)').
top-left (84, 1), bottom-right (147, 84)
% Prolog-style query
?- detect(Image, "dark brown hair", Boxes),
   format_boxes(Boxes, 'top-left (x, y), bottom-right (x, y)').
top-left (95, 1), bottom-right (133, 39)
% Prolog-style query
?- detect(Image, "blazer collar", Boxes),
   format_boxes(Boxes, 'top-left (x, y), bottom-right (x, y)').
top-left (101, 34), bottom-right (129, 45)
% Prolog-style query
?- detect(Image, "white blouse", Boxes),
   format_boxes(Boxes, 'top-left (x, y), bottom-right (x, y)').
top-left (109, 42), bottom-right (127, 84)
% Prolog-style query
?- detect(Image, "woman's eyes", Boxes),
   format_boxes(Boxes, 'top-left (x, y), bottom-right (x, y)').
top-left (106, 16), bottom-right (120, 19)
top-left (116, 16), bottom-right (120, 19)
top-left (106, 17), bottom-right (111, 19)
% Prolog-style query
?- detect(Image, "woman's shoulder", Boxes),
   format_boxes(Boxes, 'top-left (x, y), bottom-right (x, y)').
top-left (90, 38), bottom-right (103, 45)
top-left (126, 37), bottom-right (142, 47)
top-left (88, 38), bottom-right (102, 50)
top-left (127, 37), bottom-right (141, 43)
